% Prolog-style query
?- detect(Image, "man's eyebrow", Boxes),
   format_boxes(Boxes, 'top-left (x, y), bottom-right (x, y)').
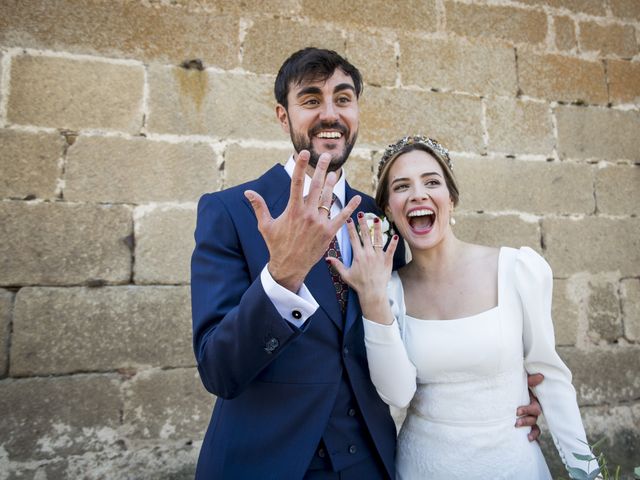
top-left (295, 83), bottom-right (356, 98)
top-left (334, 83), bottom-right (356, 94)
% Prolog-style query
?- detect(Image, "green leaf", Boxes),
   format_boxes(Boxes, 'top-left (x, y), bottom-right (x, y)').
top-left (587, 467), bottom-right (601, 480)
top-left (633, 466), bottom-right (640, 479)
top-left (590, 437), bottom-right (607, 450)
top-left (567, 467), bottom-right (590, 480)
top-left (573, 453), bottom-right (596, 461)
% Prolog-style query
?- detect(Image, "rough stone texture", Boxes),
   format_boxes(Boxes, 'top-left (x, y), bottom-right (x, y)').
top-left (453, 214), bottom-right (541, 252)
top-left (344, 152), bottom-right (375, 196)
top-left (551, 279), bottom-right (579, 346)
top-left (345, 31), bottom-right (397, 87)
top-left (586, 279), bottom-right (624, 344)
top-left (558, 347), bottom-right (640, 405)
top-left (607, 59), bottom-right (640, 104)
top-left (445, 2), bottom-right (548, 45)
top-left (242, 19), bottom-right (344, 75)
top-left (0, 375), bottom-right (121, 461)
top-left (518, 53), bottom-right (608, 104)
top-left (621, 279), bottom-right (640, 342)
top-left (301, 0), bottom-right (437, 30)
top-left (399, 37), bottom-right (517, 96)
top-left (148, 67), bottom-right (283, 140)
top-left (359, 87), bottom-right (484, 152)
top-left (65, 136), bottom-right (216, 203)
top-left (11, 286), bottom-right (193, 376)
top-left (610, 0), bottom-right (640, 20)
top-left (517, 0), bottom-right (606, 16)
top-left (579, 21), bottom-right (638, 58)
top-left (543, 217), bottom-right (640, 277)
top-left (123, 368), bottom-right (211, 440)
top-left (0, 129), bottom-right (64, 200)
top-left (224, 145), bottom-right (289, 188)
top-left (485, 99), bottom-right (554, 155)
top-left (595, 164), bottom-right (640, 215)
top-left (0, 289), bottom-right (12, 377)
top-left (553, 16), bottom-right (577, 51)
top-left (0, 202), bottom-right (132, 286)
top-left (455, 157), bottom-right (594, 214)
top-left (556, 106), bottom-right (640, 161)
top-left (7, 55), bottom-right (144, 132)
top-left (134, 206), bottom-right (196, 285)
top-left (0, 0), bottom-right (239, 68)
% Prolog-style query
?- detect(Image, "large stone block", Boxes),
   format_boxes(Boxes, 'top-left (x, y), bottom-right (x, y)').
top-left (607, 59), bottom-right (640, 104)
top-left (485, 99), bottom-right (554, 155)
top-left (301, 0), bottom-right (437, 30)
top-left (147, 67), bottom-right (283, 140)
top-left (556, 106), bottom-right (640, 161)
top-left (516, 0), bottom-right (606, 16)
top-left (518, 53), bottom-right (608, 104)
top-left (134, 206), bottom-right (196, 284)
top-left (346, 31), bottom-right (397, 87)
top-left (595, 164), bottom-right (640, 215)
top-left (445, 1), bottom-right (547, 45)
top-left (0, 289), bottom-right (12, 377)
top-left (553, 16), bottom-right (577, 51)
top-left (454, 213), bottom-right (541, 252)
top-left (543, 217), bottom-right (640, 277)
top-left (123, 368), bottom-right (212, 440)
top-left (399, 37), bottom-right (517, 96)
top-left (579, 21), bottom-right (638, 58)
top-left (0, 202), bottom-right (132, 286)
top-left (586, 278), bottom-right (624, 344)
top-left (552, 279), bottom-right (579, 346)
top-left (621, 279), bottom-right (640, 341)
top-left (11, 286), bottom-right (193, 376)
top-left (7, 55), bottom-right (144, 132)
top-left (242, 19), bottom-right (345, 75)
top-left (359, 87), bottom-right (484, 152)
top-left (64, 136), bottom-right (216, 203)
top-left (0, 375), bottom-right (121, 461)
top-left (558, 347), bottom-right (640, 405)
top-left (455, 157), bottom-right (594, 214)
top-left (0, 0), bottom-right (239, 68)
top-left (0, 129), bottom-right (63, 200)
top-left (344, 152), bottom-right (375, 196)
top-left (224, 145), bottom-right (289, 188)
top-left (610, 0), bottom-right (640, 20)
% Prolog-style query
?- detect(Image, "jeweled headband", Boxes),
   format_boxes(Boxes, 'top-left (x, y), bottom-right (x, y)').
top-left (377, 135), bottom-right (453, 179)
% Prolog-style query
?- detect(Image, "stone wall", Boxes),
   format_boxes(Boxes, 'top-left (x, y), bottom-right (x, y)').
top-left (0, 0), bottom-right (638, 478)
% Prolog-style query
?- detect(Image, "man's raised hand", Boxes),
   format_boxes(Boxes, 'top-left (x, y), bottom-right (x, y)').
top-left (244, 150), bottom-right (361, 292)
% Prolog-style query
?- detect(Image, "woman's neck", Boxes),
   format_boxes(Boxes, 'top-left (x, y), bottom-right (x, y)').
top-left (405, 233), bottom-right (465, 280)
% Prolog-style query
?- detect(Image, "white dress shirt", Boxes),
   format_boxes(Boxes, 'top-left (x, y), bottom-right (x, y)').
top-left (260, 156), bottom-right (352, 328)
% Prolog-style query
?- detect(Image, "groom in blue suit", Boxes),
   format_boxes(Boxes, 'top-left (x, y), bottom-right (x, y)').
top-left (191, 48), bottom-right (542, 479)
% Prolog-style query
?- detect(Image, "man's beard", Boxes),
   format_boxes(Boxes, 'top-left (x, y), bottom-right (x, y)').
top-left (290, 121), bottom-right (358, 172)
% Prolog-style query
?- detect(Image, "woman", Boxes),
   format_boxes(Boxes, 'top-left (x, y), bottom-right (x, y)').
top-left (327, 136), bottom-right (599, 479)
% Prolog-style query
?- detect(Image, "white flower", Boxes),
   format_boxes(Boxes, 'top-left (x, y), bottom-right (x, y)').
top-left (363, 212), bottom-right (390, 245)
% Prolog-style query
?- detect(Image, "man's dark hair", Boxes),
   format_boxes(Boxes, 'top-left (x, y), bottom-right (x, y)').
top-left (274, 47), bottom-right (363, 109)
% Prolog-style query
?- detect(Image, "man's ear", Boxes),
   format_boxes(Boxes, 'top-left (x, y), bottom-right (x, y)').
top-left (276, 104), bottom-right (290, 133)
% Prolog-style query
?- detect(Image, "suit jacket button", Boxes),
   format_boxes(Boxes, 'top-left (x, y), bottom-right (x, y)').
top-left (348, 408), bottom-right (356, 417)
top-left (264, 337), bottom-right (279, 353)
top-left (348, 445), bottom-right (357, 454)
top-left (318, 448), bottom-right (326, 458)
top-left (292, 309), bottom-right (302, 320)
top-left (343, 346), bottom-right (349, 356)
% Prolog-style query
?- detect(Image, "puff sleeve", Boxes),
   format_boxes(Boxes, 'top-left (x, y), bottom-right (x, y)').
top-left (362, 274), bottom-right (418, 409)
top-left (516, 247), bottom-right (600, 477)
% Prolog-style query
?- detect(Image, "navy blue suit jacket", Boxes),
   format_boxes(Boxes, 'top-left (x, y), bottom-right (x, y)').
top-left (191, 164), bottom-right (402, 479)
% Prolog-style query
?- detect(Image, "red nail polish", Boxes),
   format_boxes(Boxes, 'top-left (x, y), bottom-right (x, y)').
top-left (393, 235), bottom-right (399, 240)
top-left (374, 217), bottom-right (379, 223)
top-left (357, 212), bottom-right (364, 218)
top-left (346, 218), bottom-right (352, 223)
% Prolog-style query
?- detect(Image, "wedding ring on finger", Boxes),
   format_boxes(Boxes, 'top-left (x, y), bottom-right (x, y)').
top-left (372, 243), bottom-right (384, 249)
top-left (318, 205), bottom-right (331, 217)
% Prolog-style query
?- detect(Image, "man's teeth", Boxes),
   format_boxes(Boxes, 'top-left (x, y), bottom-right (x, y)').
top-left (407, 209), bottom-right (434, 217)
top-left (317, 131), bottom-right (342, 139)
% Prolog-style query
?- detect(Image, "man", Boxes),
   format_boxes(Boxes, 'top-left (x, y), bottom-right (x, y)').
top-left (191, 47), bottom-right (542, 479)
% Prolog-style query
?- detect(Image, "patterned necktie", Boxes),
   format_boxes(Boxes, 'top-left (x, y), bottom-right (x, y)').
top-left (325, 195), bottom-right (349, 313)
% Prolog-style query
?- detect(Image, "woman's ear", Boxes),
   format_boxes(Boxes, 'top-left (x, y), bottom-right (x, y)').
top-left (384, 206), bottom-right (393, 223)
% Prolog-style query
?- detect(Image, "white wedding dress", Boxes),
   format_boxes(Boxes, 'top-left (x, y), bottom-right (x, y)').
top-left (363, 247), bottom-right (598, 480)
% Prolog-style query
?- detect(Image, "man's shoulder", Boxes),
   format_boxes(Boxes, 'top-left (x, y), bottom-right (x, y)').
top-left (200, 163), bottom-right (287, 204)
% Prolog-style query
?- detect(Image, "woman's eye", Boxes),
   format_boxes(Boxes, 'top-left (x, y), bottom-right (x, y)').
top-left (393, 184), bottom-right (409, 192)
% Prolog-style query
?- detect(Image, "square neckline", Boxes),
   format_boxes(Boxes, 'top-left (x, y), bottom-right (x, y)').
top-left (397, 247), bottom-right (504, 323)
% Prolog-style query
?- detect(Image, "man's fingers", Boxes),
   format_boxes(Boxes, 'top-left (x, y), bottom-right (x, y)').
top-left (307, 153), bottom-right (331, 208)
top-left (527, 373), bottom-right (544, 388)
top-left (334, 196), bottom-right (361, 231)
top-left (290, 150), bottom-right (310, 207)
top-left (319, 171), bottom-right (337, 211)
top-left (528, 425), bottom-right (541, 442)
top-left (244, 190), bottom-right (272, 228)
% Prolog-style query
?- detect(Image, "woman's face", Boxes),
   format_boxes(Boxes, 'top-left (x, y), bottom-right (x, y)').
top-left (384, 149), bottom-right (454, 251)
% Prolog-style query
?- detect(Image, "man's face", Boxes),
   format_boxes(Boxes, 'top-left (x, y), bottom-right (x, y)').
top-left (276, 69), bottom-right (359, 174)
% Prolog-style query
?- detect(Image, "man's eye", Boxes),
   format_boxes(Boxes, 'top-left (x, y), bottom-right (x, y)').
top-left (303, 99), bottom-right (319, 106)
top-left (337, 96), bottom-right (351, 104)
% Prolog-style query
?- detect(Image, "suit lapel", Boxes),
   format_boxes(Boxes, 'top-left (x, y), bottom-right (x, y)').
top-left (344, 182), bottom-right (364, 333)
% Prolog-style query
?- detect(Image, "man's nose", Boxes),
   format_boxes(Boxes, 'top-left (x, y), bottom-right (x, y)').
top-left (319, 102), bottom-right (338, 122)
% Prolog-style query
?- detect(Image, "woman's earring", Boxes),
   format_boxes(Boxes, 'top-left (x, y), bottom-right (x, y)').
top-left (449, 215), bottom-right (456, 226)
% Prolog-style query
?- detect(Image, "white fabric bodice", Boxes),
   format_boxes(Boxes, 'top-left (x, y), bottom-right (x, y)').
top-left (363, 247), bottom-right (598, 480)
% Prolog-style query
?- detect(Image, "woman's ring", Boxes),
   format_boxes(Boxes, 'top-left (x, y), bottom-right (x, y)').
top-left (372, 243), bottom-right (384, 248)
top-left (318, 205), bottom-right (331, 216)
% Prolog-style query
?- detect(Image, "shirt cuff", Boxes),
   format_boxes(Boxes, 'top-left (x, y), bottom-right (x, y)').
top-left (362, 317), bottom-right (401, 344)
top-left (260, 265), bottom-right (319, 328)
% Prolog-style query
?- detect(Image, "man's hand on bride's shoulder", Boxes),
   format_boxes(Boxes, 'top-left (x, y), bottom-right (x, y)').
top-left (515, 373), bottom-right (544, 442)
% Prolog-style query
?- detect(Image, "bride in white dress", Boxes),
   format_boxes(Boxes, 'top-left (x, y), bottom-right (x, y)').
top-left (327, 136), bottom-right (600, 480)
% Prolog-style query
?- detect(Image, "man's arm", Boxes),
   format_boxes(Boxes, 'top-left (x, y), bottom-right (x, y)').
top-left (516, 373), bottom-right (544, 441)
